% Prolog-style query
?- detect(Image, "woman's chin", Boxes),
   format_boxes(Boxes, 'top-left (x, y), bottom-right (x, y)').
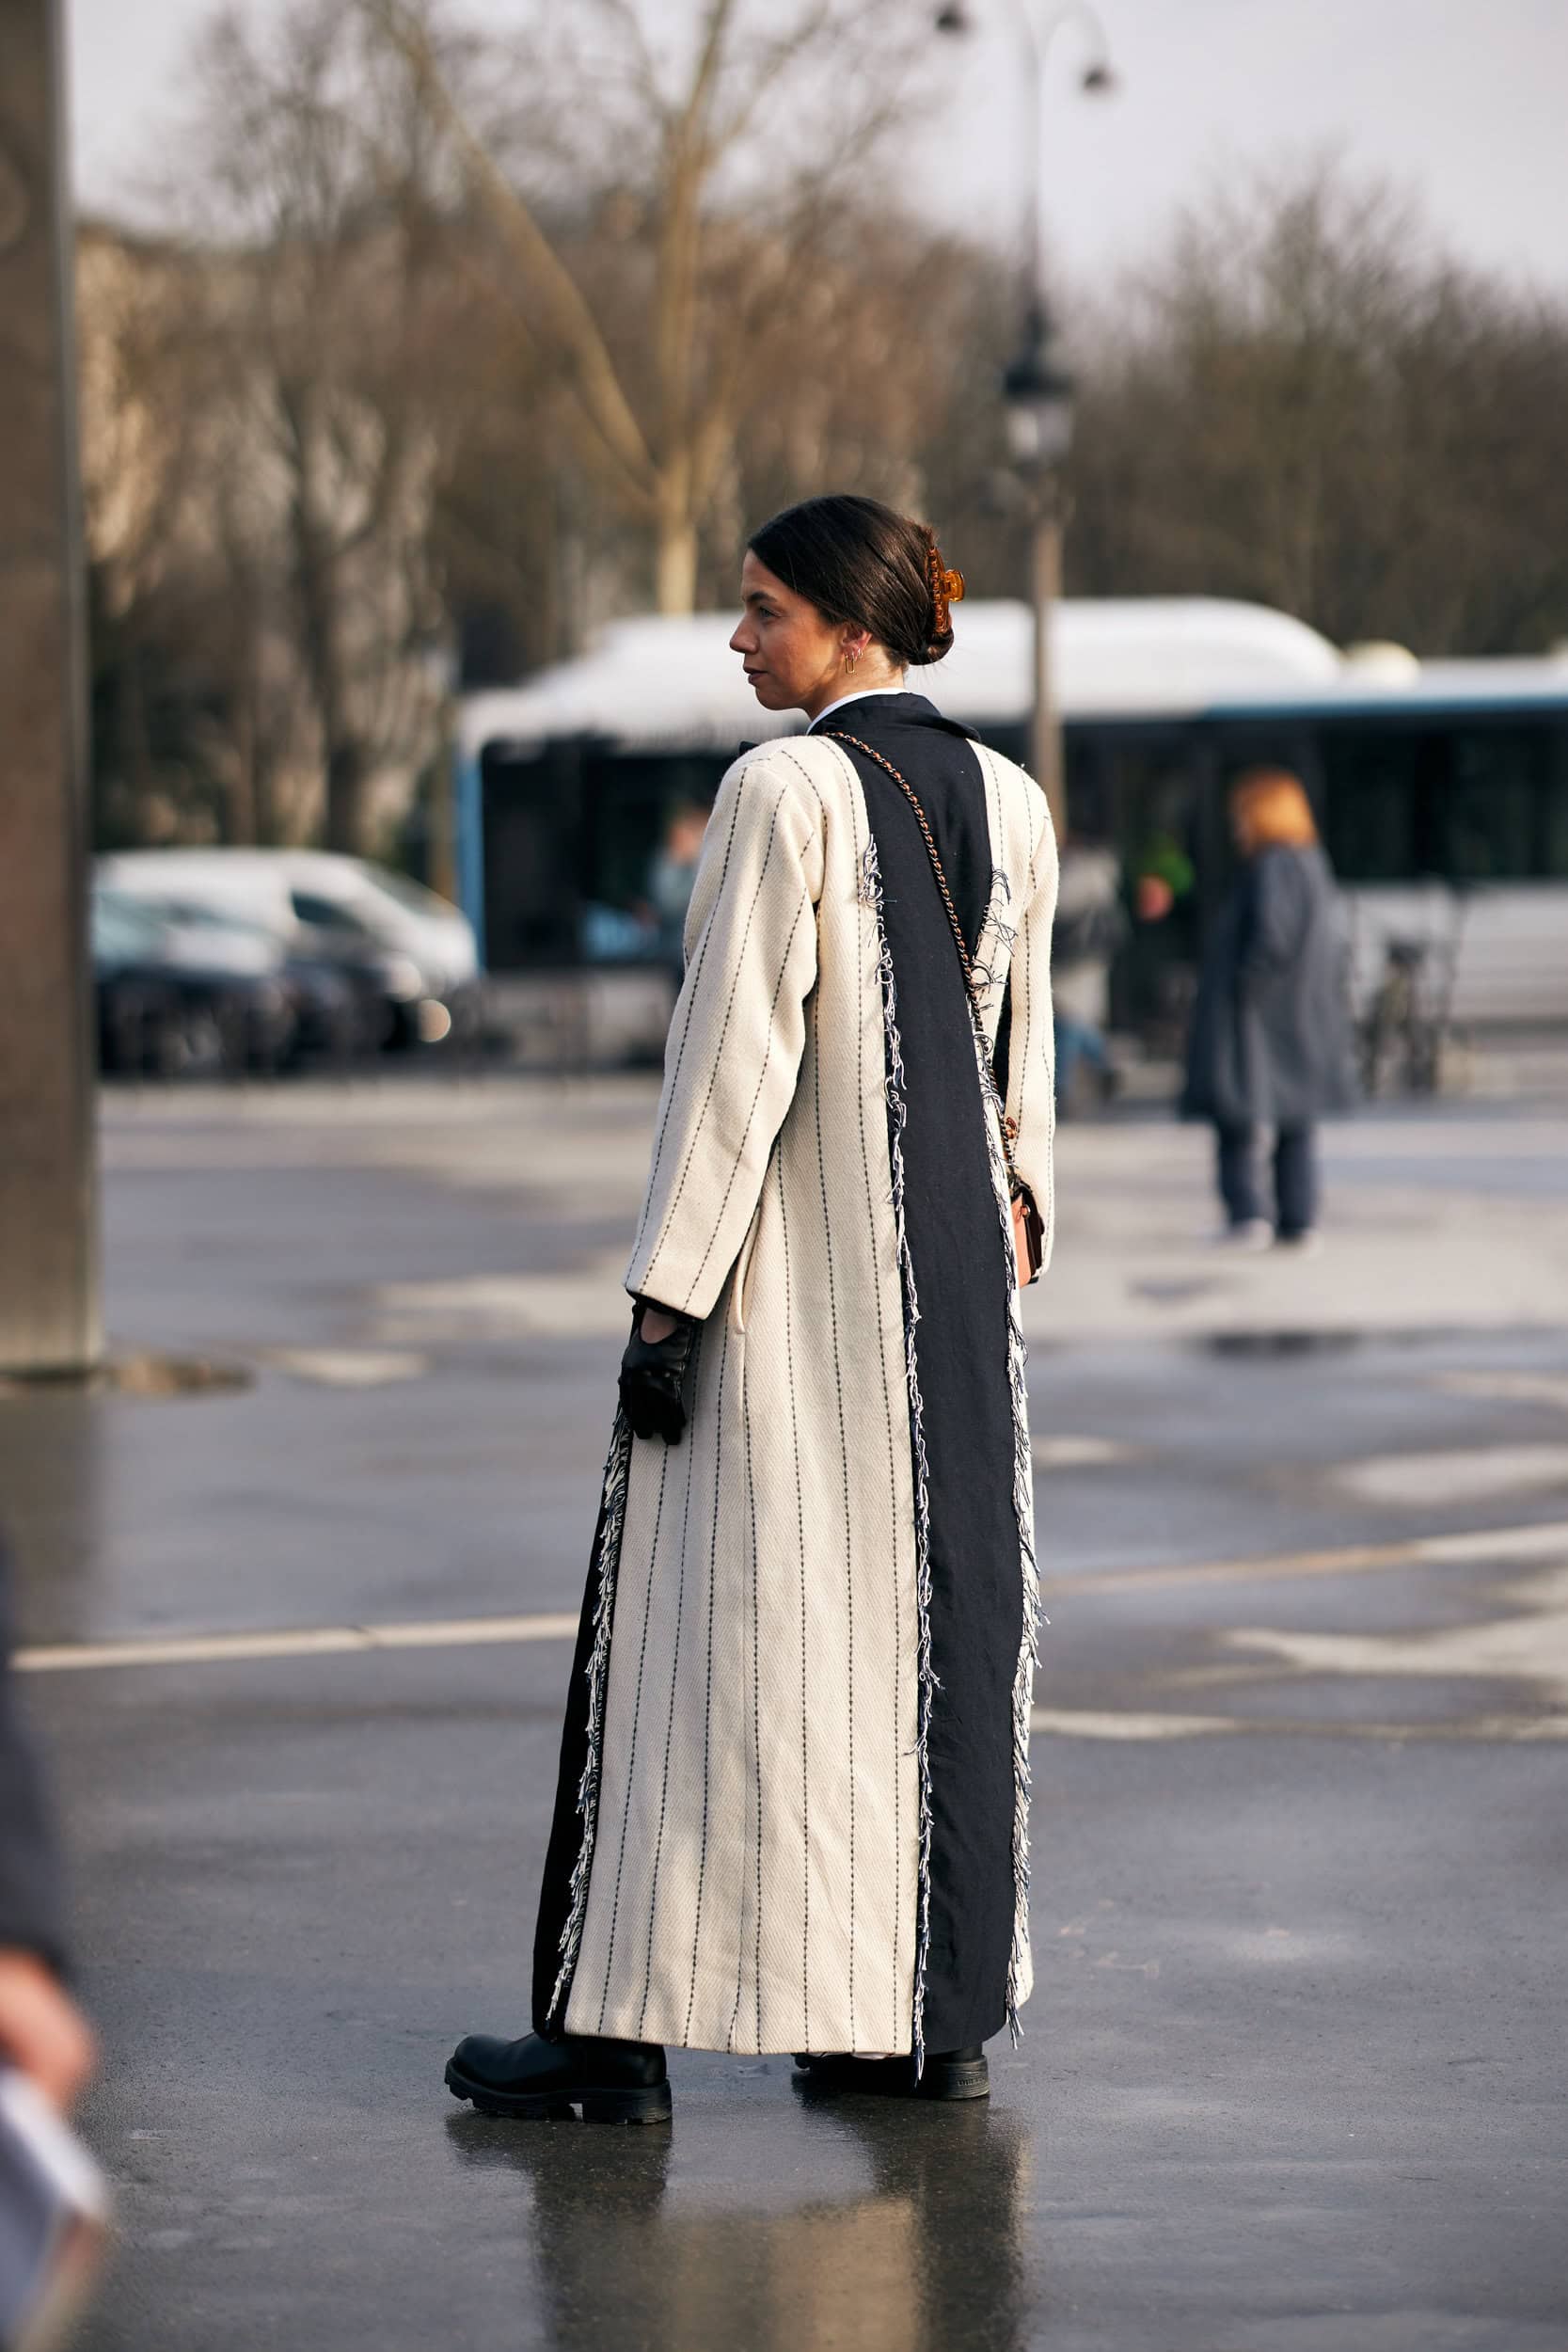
top-left (746, 675), bottom-right (789, 709)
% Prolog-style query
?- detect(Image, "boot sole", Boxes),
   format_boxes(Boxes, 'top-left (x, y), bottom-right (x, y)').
top-left (917, 2058), bottom-right (990, 2100)
top-left (445, 2059), bottom-right (672, 2125)
top-left (793, 2055), bottom-right (990, 2102)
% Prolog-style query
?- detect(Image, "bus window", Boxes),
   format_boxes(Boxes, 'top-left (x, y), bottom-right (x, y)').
top-left (1544, 762), bottom-right (1568, 879)
top-left (1320, 729), bottom-right (1423, 881)
top-left (1440, 728), bottom-right (1547, 881)
top-left (1061, 733), bottom-right (1113, 845)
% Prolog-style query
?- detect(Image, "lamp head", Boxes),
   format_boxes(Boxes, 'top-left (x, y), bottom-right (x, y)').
top-left (1002, 307), bottom-right (1075, 474)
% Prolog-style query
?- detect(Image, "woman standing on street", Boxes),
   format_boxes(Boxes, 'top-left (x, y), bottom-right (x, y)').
top-left (447, 495), bottom-right (1059, 2122)
top-left (1182, 768), bottom-right (1355, 1249)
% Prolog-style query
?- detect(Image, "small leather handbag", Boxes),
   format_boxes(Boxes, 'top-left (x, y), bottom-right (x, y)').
top-left (825, 730), bottom-right (1045, 1285)
top-left (1007, 1135), bottom-right (1046, 1284)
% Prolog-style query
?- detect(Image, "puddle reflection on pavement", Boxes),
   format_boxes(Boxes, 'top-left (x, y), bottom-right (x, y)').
top-left (445, 2090), bottom-right (1032, 2351)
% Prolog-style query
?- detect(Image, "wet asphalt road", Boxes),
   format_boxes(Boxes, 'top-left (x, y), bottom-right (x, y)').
top-left (3, 1083), bottom-right (1566, 2352)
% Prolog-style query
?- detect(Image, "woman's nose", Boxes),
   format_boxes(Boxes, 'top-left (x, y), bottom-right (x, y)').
top-left (729, 620), bottom-right (754, 653)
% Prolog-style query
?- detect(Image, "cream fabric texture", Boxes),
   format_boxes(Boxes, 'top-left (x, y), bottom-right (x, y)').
top-left (561, 734), bottom-right (1057, 2052)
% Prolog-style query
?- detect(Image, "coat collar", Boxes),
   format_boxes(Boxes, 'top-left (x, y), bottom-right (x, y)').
top-left (808, 690), bottom-right (979, 744)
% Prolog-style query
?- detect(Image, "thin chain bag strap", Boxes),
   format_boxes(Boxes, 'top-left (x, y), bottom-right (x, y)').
top-left (825, 730), bottom-right (1044, 1282)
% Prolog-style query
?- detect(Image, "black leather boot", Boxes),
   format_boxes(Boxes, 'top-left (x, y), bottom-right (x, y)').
top-left (445, 2030), bottom-right (671, 2123)
top-left (792, 2045), bottom-right (989, 2101)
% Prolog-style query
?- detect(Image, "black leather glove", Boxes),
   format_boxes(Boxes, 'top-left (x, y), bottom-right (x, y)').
top-left (618, 1299), bottom-right (698, 1444)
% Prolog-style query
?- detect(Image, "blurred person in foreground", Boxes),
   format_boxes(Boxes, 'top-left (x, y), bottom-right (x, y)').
top-left (0, 1540), bottom-right (94, 2112)
top-left (1181, 768), bottom-right (1354, 1250)
top-left (446, 495), bottom-right (1058, 2122)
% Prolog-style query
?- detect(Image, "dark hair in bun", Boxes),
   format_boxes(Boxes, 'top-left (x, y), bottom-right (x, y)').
top-left (748, 494), bottom-right (962, 668)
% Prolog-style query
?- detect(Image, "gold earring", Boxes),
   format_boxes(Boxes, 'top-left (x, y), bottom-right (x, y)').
top-left (847, 645), bottom-right (861, 668)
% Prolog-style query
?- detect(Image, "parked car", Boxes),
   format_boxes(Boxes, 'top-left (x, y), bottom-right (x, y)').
top-left (91, 889), bottom-right (294, 1076)
top-left (92, 891), bottom-right (185, 1075)
top-left (274, 917), bottom-right (388, 1065)
top-left (94, 851), bottom-right (481, 1053)
top-left (140, 899), bottom-right (373, 1072)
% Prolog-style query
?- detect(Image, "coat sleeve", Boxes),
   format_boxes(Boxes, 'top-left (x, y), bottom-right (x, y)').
top-left (0, 1539), bottom-right (68, 1975)
top-left (1002, 804), bottom-right (1060, 1278)
top-left (626, 752), bottom-right (823, 1320)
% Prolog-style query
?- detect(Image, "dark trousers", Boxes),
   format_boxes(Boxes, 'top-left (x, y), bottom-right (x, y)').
top-left (1215, 1122), bottom-right (1317, 1236)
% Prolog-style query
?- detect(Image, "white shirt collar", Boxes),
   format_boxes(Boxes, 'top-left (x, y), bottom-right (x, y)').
top-left (807, 686), bottom-right (911, 733)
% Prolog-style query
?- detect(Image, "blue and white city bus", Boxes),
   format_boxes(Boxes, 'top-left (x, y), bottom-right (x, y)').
top-left (457, 599), bottom-right (1568, 1042)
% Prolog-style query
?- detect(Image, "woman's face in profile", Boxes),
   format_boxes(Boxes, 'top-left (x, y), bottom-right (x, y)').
top-left (729, 550), bottom-right (848, 717)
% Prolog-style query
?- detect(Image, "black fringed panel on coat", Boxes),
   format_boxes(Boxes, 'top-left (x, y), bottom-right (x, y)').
top-left (823, 697), bottom-right (1022, 2050)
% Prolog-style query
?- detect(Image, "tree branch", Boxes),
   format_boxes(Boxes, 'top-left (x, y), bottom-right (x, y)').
top-left (362, 0), bottom-right (661, 518)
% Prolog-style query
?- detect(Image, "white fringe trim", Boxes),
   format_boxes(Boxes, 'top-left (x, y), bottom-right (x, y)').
top-left (863, 834), bottom-right (939, 2082)
top-left (545, 1405), bottom-right (634, 2028)
top-left (972, 866), bottom-right (1017, 1005)
top-left (961, 993), bottom-right (1041, 2042)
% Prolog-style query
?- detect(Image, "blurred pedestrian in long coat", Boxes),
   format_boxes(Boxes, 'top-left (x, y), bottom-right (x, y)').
top-left (448, 496), bottom-right (1058, 2122)
top-left (1182, 768), bottom-right (1354, 1248)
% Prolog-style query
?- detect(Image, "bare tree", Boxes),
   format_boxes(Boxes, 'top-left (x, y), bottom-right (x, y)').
top-left (364, 0), bottom-right (936, 613)
top-left (81, 0), bottom-right (1002, 850)
top-left (79, 220), bottom-right (320, 848)
top-left (1068, 160), bottom-right (1568, 655)
top-left (155, 3), bottom-right (461, 851)
top-left (95, 20), bottom-right (1568, 879)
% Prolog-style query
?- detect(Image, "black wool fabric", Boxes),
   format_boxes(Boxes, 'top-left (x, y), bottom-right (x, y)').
top-left (531, 1440), bottom-right (620, 2036)
top-left (817, 694), bottom-right (1022, 2052)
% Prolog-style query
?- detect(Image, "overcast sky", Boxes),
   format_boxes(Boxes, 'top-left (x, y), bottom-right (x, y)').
top-left (68, 0), bottom-right (1568, 295)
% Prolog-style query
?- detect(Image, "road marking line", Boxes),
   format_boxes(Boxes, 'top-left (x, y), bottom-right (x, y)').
top-left (1331, 1444), bottom-right (1568, 1509)
top-left (1031, 1708), bottom-right (1568, 1742)
top-left (1433, 1372), bottom-right (1568, 1412)
top-left (1047, 1518), bottom-right (1568, 1597)
top-left (15, 1613), bottom-right (580, 1673)
top-left (1032, 1435), bottom-right (1136, 1469)
top-left (261, 1348), bottom-right (430, 1388)
top-left (17, 1519), bottom-right (1568, 1677)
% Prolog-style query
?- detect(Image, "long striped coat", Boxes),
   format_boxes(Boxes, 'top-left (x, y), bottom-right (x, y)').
top-left (532, 697), bottom-right (1057, 2067)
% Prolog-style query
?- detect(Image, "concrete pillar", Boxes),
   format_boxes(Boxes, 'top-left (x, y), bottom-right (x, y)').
top-left (0, 0), bottom-right (100, 1375)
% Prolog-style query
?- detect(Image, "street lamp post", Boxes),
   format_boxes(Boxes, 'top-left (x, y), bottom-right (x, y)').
top-left (1002, 306), bottom-right (1075, 835)
top-left (937, 1), bottom-right (1116, 836)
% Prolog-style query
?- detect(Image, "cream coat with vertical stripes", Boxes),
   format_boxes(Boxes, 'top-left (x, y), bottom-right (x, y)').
top-left (557, 731), bottom-right (1057, 2054)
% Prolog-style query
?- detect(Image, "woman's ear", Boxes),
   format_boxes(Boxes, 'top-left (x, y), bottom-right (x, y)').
top-left (841, 628), bottom-right (872, 670)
